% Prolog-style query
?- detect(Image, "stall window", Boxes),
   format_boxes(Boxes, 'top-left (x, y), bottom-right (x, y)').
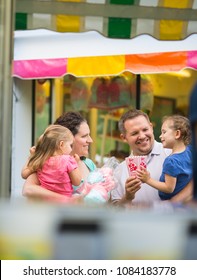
top-left (32, 79), bottom-right (52, 144)
top-left (150, 97), bottom-right (176, 141)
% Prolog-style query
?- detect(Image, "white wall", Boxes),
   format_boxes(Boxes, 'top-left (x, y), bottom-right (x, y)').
top-left (11, 78), bottom-right (33, 197)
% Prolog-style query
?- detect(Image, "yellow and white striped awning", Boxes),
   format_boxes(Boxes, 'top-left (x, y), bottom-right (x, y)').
top-left (14, 0), bottom-right (197, 79)
top-left (16, 0), bottom-right (197, 40)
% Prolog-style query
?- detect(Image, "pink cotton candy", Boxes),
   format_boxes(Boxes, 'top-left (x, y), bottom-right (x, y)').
top-left (76, 166), bottom-right (116, 202)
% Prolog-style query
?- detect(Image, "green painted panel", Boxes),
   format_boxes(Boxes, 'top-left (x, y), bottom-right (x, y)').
top-left (108, 18), bottom-right (131, 38)
top-left (15, 13), bottom-right (27, 30)
top-left (108, 0), bottom-right (134, 38)
top-left (110, 0), bottom-right (134, 4)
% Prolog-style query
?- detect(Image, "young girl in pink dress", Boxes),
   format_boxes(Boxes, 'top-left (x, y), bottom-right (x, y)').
top-left (22, 124), bottom-right (82, 197)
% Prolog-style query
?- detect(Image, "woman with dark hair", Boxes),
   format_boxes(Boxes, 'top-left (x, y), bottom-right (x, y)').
top-left (22, 111), bottom-right (96, 202)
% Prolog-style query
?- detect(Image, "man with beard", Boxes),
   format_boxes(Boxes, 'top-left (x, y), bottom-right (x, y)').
top-left (111, 109), bottom-right (193, 207)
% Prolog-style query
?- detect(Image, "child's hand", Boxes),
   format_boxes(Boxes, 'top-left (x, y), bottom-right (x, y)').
top-left (136, 167), bottom-right (150, 183)
top-left (29, 146), bottom-right (36, 155)
top-left (73, 153), bottom-right (80, 163)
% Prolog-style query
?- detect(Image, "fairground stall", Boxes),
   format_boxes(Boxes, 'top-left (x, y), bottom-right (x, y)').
top-left (12, 29), bottom-right (197, 196)
top-left (9, 1), bottom-right (197, 198)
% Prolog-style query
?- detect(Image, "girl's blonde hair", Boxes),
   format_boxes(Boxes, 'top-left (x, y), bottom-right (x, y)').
top-left (27, 124), bottom-right (73, 171)
top-left (162, 115), bottom-right (191, 145)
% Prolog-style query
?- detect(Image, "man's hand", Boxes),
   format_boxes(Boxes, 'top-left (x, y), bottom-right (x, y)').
top-left (111, 176), bottom-right (142, 207)
top-left (125, 176), bottom-right (141, 201)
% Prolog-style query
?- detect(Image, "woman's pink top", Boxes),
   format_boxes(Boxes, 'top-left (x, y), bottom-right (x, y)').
top-left (37, 155), bottom-right (78, 197)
